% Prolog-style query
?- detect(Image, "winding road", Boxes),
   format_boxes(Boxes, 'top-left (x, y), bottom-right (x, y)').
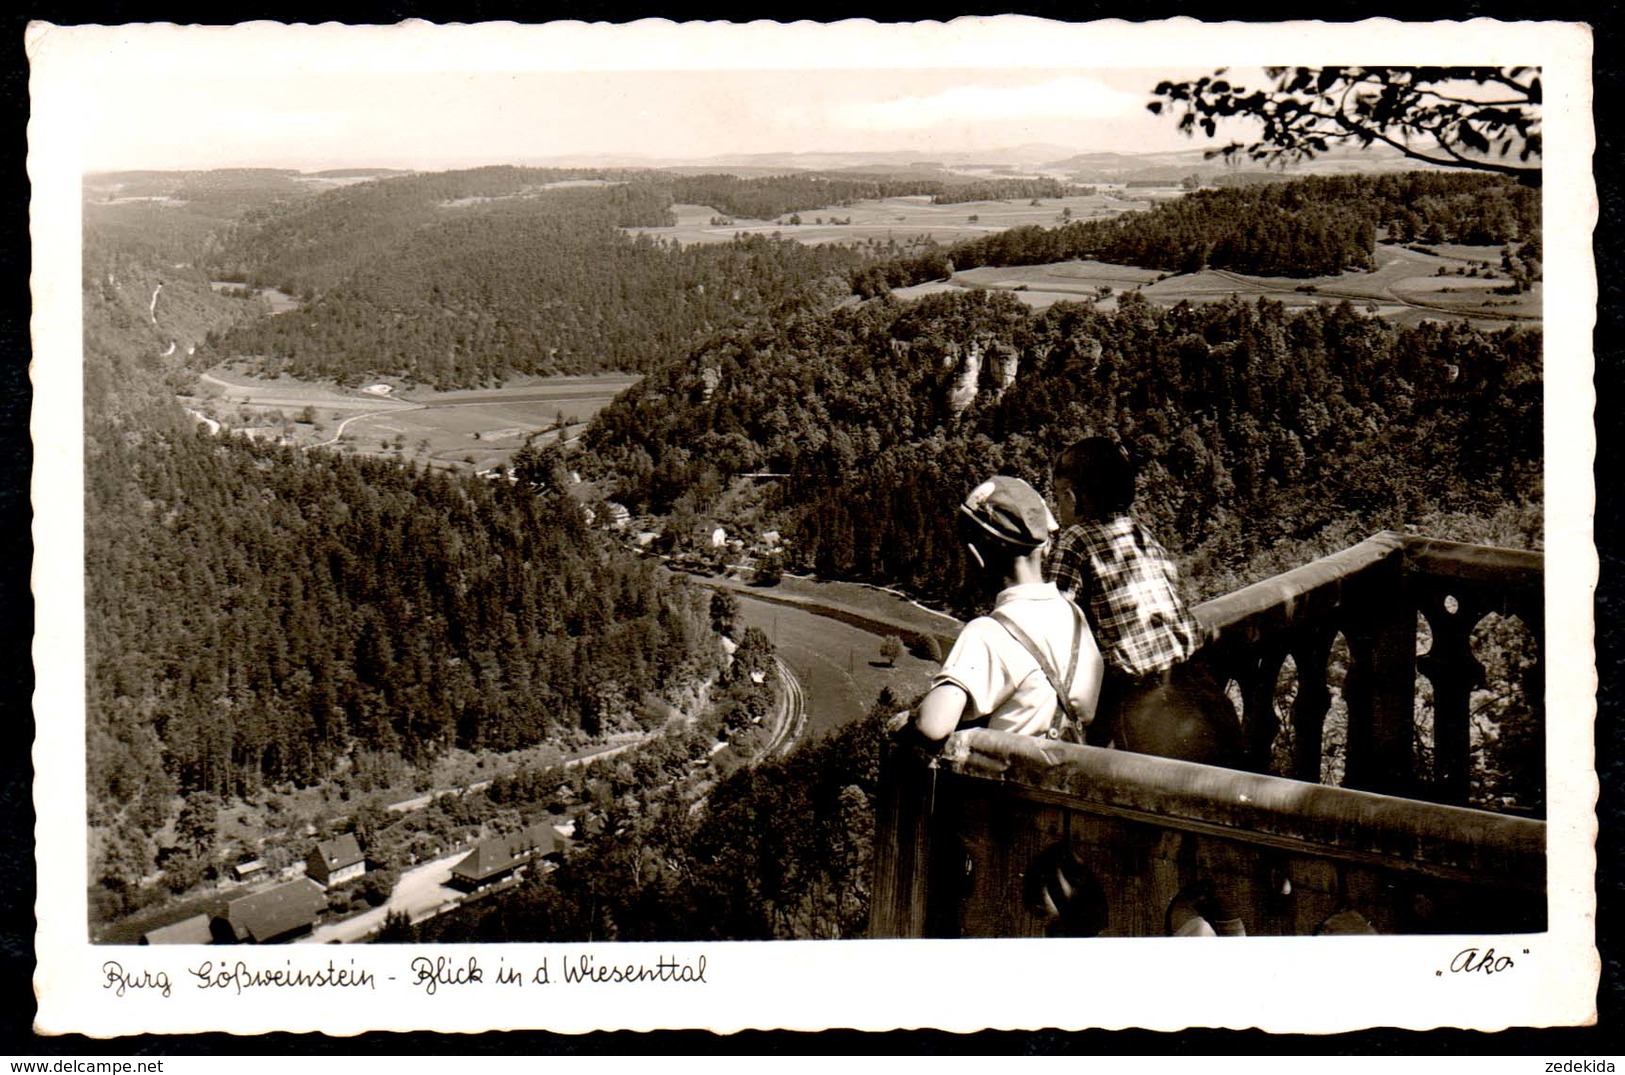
top-left (759, 656), bottom-right (807, 758)
top-left (296, 850), bottom-right (466, 945)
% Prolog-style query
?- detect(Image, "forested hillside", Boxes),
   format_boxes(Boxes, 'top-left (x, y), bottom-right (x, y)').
top-left (393, 693), bottom-right (890, 943)
top-left (665, 172), bottom-right (1079, 219)
top-left (588, 286), bottom-right (1542, 612)
top-left (84, 205), bottom-right (722, 918)
top-left (207, 166), bottom-right (668, 295)
top-left (200, 170), bottom-right (864, 385)
top-left (853, 172), bottom-right (1540, 293)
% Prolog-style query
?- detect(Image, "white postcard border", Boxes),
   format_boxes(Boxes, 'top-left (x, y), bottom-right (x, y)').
top-left (29, 17), bottom-right (1598, 1036)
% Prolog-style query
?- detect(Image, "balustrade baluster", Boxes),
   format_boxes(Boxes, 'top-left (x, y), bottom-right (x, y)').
top-left (1343, 580), bottom-right (1417, 797)
top-left (1238, 650), bottom-right (1287, 775)
top-left (1290, 630), bottom-right (1334, 785)
top-left (872, 534), bottom-right (1547, 937)
top-left (1415, 592), bottom-right (1482, 806)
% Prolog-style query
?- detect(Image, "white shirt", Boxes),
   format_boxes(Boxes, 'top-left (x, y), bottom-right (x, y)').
top-left (932, 582), bottom-right (1103, 737)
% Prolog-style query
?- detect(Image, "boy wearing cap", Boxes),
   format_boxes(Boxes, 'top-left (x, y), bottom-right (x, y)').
top-left (1047, 436), bottom-right (1241, 764)
top-left (910, 475), bottom-right (1103, 744)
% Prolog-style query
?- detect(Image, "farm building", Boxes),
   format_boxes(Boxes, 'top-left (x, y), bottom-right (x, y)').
top-left (210, 878), bottom-right (326, 944)
top-left (230, 858), bottom-right (266, 883)
top-left (449, 822), bottom-right (567, 892)
top-left (140, 914), bottom-right (212, 945)
top-left (306, 834), bottom-right (366, 887)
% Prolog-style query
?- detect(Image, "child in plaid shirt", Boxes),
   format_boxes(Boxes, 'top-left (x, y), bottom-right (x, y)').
top-left (1047, 437), bottom-right (1241, 765)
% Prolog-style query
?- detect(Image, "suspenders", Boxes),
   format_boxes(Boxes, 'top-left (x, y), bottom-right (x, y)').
top-left (989, 599), bottom-right (1088, 743)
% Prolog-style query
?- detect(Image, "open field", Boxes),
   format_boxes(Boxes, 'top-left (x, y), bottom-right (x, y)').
top-left (624, 191), bottom-right (1147, 248)
top-left (208, 281), bottom-right (301, 314)
top-left (731, 589), bottom-right (939, 740)
top-left (183, 368), bottom-right (639, 472)
top-left (899, 242), bottom-right (1540, 328)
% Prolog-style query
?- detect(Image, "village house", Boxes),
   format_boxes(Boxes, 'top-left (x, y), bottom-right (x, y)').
top-left (602, 502), bottom-right (630, 529)
top-left (230, 858), bottom-right (266, 884)
top-left (210, 878), bottom-right (326, 944)
top-left (140, 913), bottom-right (212, 946)
top-left (448, 822), bottom-right (567, 893)
top-left (305, 833), bottom-right (366, 888)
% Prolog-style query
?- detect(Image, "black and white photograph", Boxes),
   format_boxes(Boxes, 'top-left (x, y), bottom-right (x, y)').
top-left (29, 18), bottom-right (1597, 1035)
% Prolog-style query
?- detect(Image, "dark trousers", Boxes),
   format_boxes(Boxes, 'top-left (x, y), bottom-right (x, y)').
top-left (1089, 660), bottom-right (1244, 768)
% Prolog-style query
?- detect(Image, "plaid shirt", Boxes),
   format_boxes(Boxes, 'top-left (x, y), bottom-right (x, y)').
top-left (1046, 515), bottom-right (1203, 679)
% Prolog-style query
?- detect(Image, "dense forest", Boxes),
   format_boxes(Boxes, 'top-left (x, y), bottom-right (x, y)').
top-left (665, 172), bottom-right (1081, 220)
top-left (588, 286), bottom-right (1542, 613)
top-left (87, 419), bottom-right (716, 793)
top-left (206, 166), bottom-right (663, 293)
top-left (852, 172), bottom-right (1541, 294)
top-left (83, 202), bottom-right (725, 920)
top-left (200, 178), bottom-right (863, 385)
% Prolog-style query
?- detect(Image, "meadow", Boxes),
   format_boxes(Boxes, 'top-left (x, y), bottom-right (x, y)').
top-left (730, 588), bottom-right (939, 740)
top-left (900, 241), bottom-right (1540, 329)
top-left (625, 190), bottom-right (1154, 248)
top-left (185, 367), bottom-right (639, 472)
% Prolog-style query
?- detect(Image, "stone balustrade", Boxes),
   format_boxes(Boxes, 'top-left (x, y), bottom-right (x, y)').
top-left (870, 532), bottom-right (1546, 938)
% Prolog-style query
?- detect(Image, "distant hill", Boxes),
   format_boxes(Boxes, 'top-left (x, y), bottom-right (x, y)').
top-left (1043, 143), bottom-right (1455, 184)
top-left (200, 167), bottom-right (866, 385)
top-left (852, 171), bottom-right (1539, 290)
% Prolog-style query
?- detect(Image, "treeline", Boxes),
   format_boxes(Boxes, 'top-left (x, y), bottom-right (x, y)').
top-left (930, 177), bottom-right (1082, 204)
top-left (853, 172), bottom-right (1540, 292)
top-left (588, 287), bottom-right (1542, 613)
top-left (209, 166), bottom-right (667, 294)
top-left (202, 197), bottom-right (863, 384)
top-left (667, 172), bottom-right (1083, 220)
top-left (392, 694), bottom-right (890, 943)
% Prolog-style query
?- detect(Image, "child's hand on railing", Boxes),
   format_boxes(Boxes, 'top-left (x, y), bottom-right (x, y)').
top-left (885, 708), bottom-right (945, 757)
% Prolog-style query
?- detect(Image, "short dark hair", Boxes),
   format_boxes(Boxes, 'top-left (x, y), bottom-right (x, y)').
top-left (1055, 436), bottom-right (1137, 517)
top-left (956, 510), bottom-right (1023, 572)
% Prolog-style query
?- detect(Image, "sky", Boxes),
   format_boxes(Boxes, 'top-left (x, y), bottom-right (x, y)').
top-left (32, 21), bottom-right (1256, 172)
top-left (29, 19), bottom-right (1574, 175)
top-left (70, 67), bottom-right (1213, 172)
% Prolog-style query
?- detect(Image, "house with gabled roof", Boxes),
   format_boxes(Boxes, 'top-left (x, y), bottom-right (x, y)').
top-left (141, 913), bottom-right (212, 945)
top-left (448, 822), bottom-right (566, 892)
top-left (306, 833), bottom-right (365, 887)
top-left (210, 878), bottom-right (326, 944)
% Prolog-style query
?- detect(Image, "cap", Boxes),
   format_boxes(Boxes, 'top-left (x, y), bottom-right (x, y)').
top-left (958, 476), bottom-right (1058, 551)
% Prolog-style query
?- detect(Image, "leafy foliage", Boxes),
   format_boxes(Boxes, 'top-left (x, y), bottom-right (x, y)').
top-left (1148, 67), bottom-right (1542, 184)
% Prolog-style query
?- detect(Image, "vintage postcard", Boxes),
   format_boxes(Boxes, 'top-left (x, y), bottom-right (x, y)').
top-left (29, 18), bottom-right (1597, 1035)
